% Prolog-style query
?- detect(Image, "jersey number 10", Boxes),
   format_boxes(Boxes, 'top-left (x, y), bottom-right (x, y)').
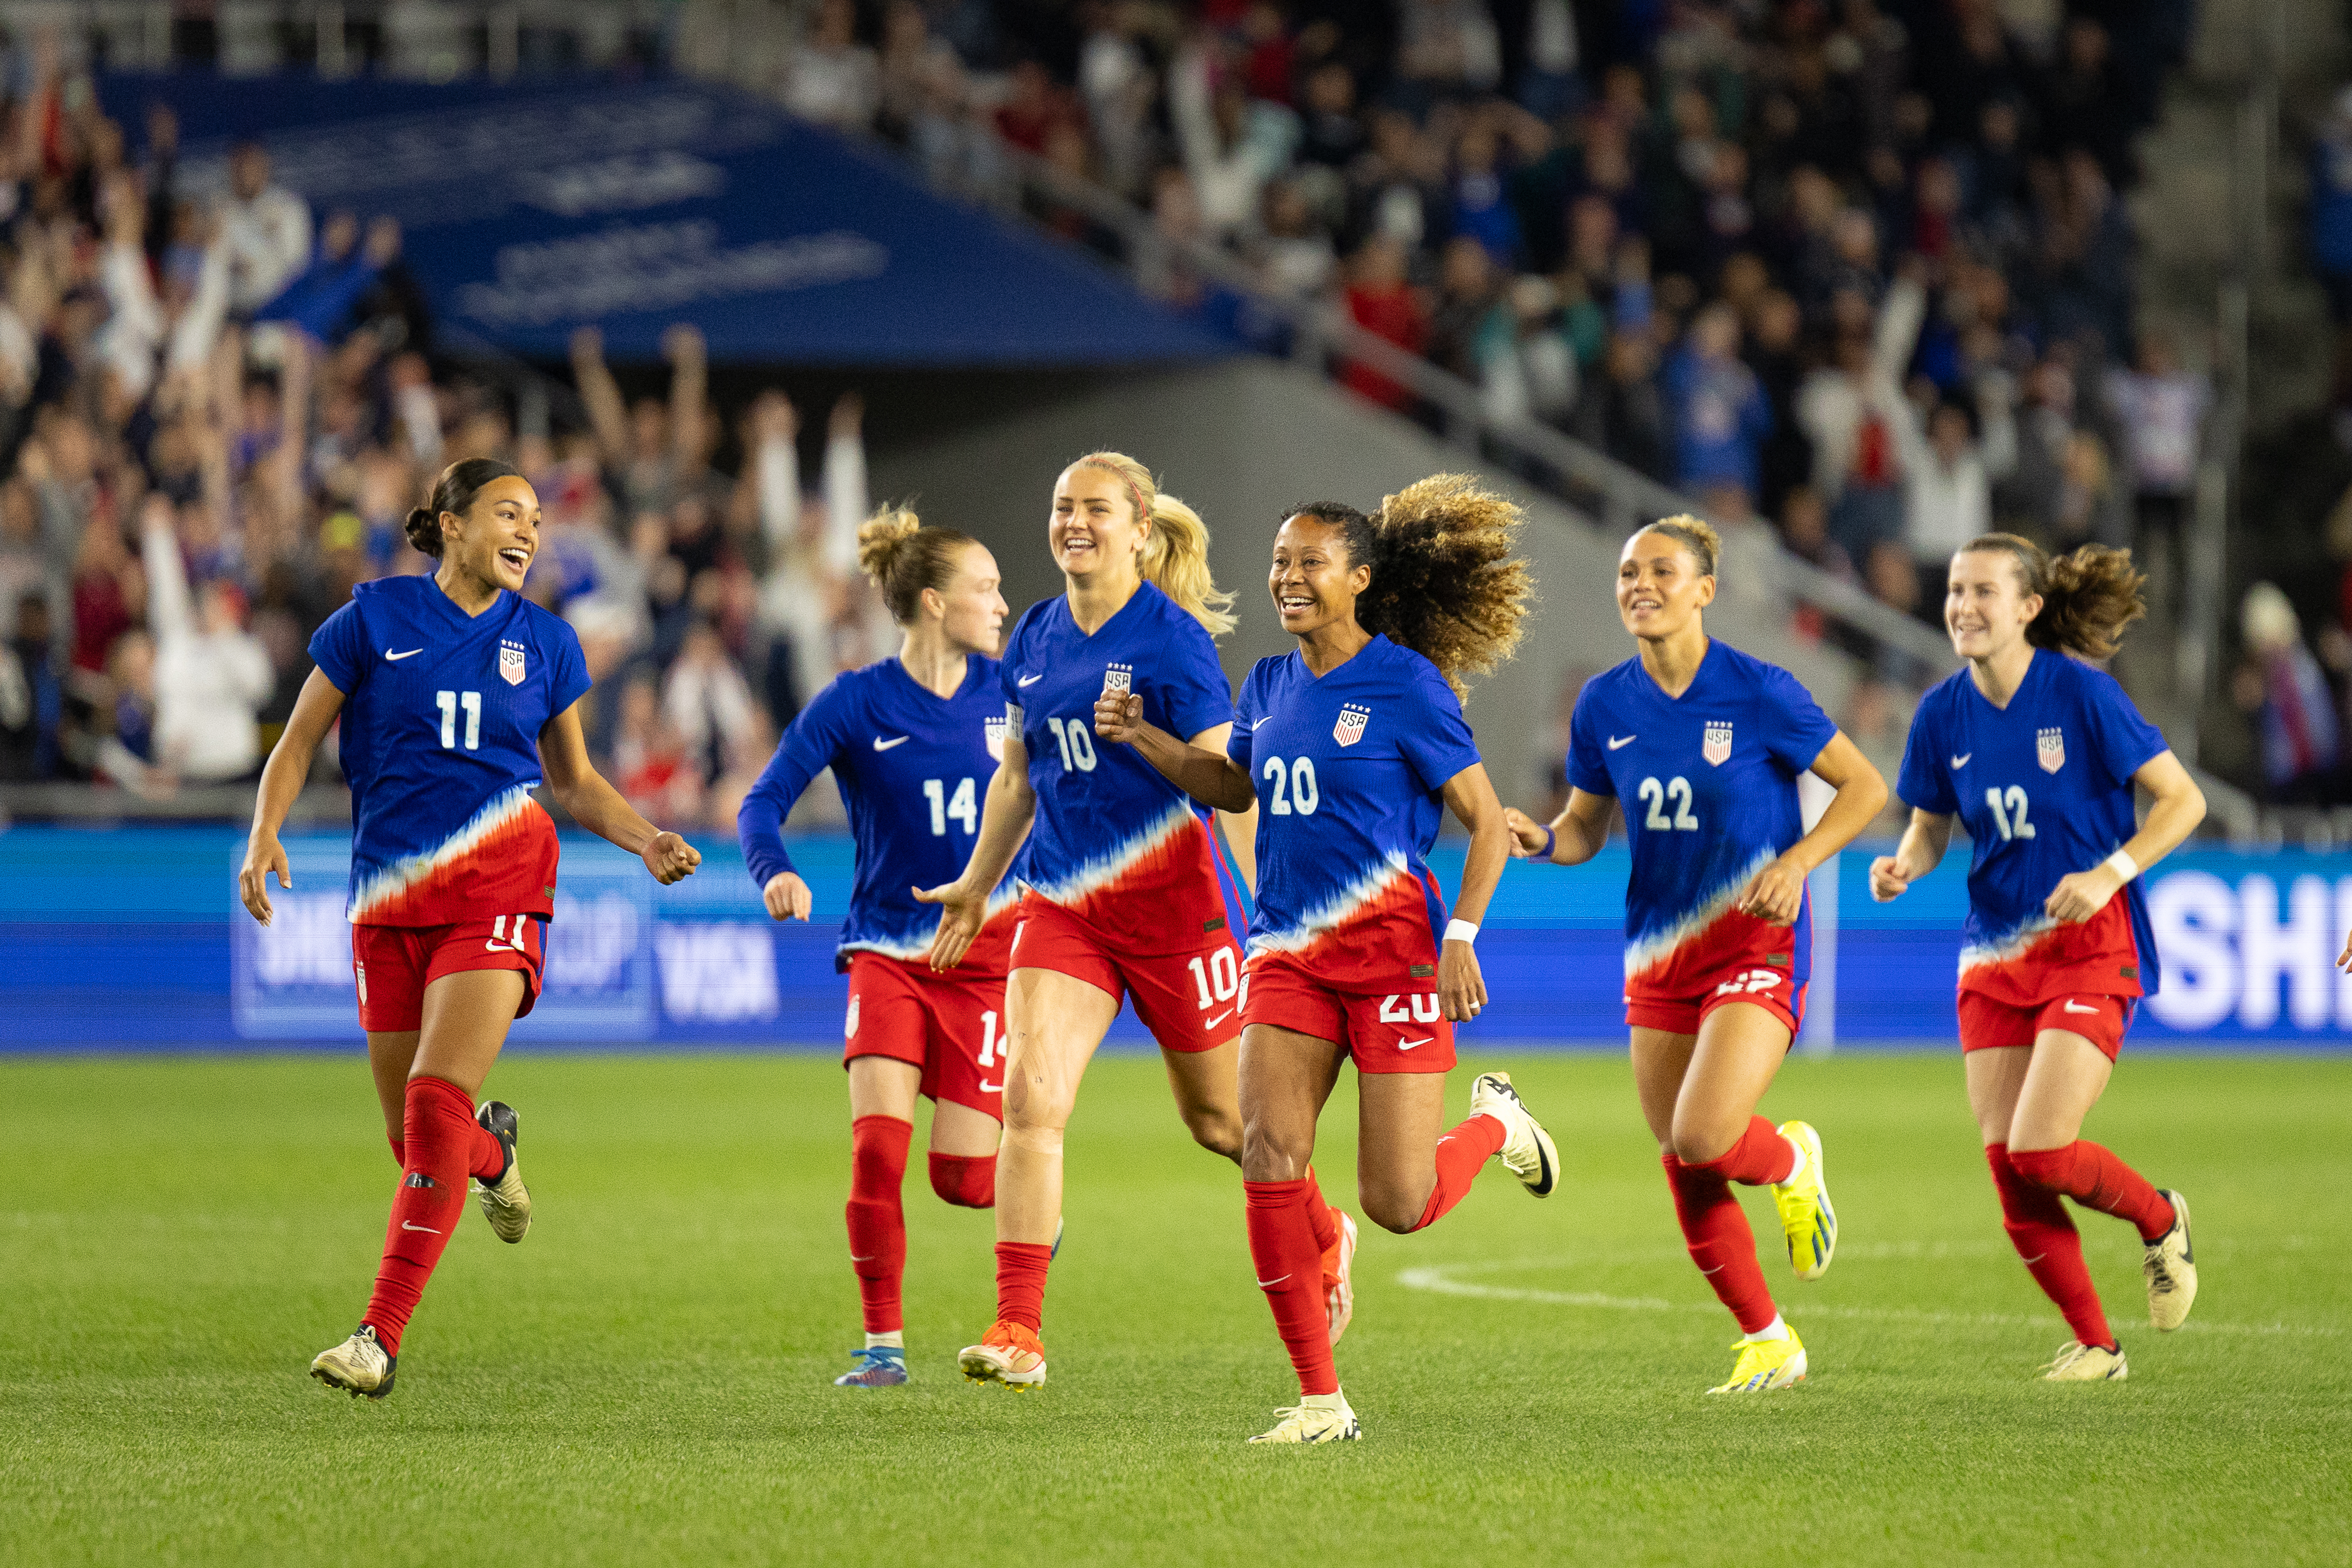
top-left (435, 690), bottom-right (481, 750)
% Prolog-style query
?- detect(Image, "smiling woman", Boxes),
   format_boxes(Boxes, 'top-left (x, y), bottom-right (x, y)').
top-left (237, 456), bottom-right (703, 1402)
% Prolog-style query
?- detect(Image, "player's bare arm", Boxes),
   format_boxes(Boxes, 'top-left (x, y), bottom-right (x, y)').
top-left (1438, 763), bottom-right (1509, 1022)
top-left (1505, 788), bottom-right (1615, 866)
top-left (914, 730), bottom-right (1033, 970)
top-left (1736, 731), bottom-right (1886, 925)
top-left (1093, 692), bottom-right (1255, 812)
top-left (238, 667), bottom-right (347, 924)
top-left (1870, 808), bottom-right (1955, 902)
top-left (537, 699), bottom-right (701, 884)
top-left (2045, 749), bottom-right (2204, 925)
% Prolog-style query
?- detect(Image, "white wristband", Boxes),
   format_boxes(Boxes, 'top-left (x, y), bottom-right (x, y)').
top-left (2103, 849), bottom-right (2140, 882)
top-left (1443, 918), bottom-right (1479, 946)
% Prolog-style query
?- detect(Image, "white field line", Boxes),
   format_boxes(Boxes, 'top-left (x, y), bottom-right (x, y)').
top-left (1395, 1259), bottom-right (2343, 1338)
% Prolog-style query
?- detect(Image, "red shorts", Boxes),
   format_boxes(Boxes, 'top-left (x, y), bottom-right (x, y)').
top-left (1008, 892), bottom-right (1244, 1054)
top-left (352, 914), bottom-right (545, 1033)
top-left (1625, 922), bottom-right (1806, 1039)
top-left (843, 952), bottom-right (1007, 1119)
top-left (1239, 949), bottom-right (1454, 1074)
top-left (1957, 989), bottom-right (2136, 1062)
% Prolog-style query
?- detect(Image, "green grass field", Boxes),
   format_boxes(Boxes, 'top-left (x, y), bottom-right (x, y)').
top-left (3, 1052), bottom-right (2348, 1567)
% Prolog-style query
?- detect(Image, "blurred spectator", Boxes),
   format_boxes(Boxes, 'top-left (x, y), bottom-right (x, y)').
top-left (1905, 401), bottom-right (1992, 600)
top-left (1340, 235), bottom-right (1426, 411)
top-left (216, 142), bottom-right (312, 319)
top-left (2234, 582), bottom-right (2341, 806)
top-left (2102, 332), bottom-right (2208, 592)
top-left (142, 497), bottom-right (270, 782)
top-left (0, 589), bottom-right (62, 780)
top-left (1662, 302), bottom-right (1770, 505)
top-left (782, 0), bottom-right (882, 132)
top-left (665, 620), bottom-right (760, 788)
top-left (615, 675), bottom-right (702, 825)
top-left (2311, 88), bottom-right (2352, 421)
top-left (1799, 267), bottom-right (1926, 562)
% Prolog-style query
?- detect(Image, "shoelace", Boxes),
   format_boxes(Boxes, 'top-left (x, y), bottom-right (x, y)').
top-left (2042, 1341), bottom-right (2088, 1374)
top-left (2146, 1250), bottom-right (2177, 1291)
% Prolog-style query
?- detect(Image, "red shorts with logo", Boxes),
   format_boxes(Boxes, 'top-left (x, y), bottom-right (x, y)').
top-left (844, 952), bottom-right (1007, 1119)
top-left (1624, 917), bottom-right (1806, 1039)
top-left (1957, 989), bottom-right (2137, 1062)
top-left (1239, 948), bottom-right (1454, 1074)
top-left (1008, 891), bottom-right (1244, 1054)
top-left (352, 914), bottom-right (545, 1033)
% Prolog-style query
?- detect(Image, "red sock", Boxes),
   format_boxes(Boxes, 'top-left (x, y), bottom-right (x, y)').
top-left (994, 1242), bottom-right (1053, 1333)
top-left (2009, 1141), bottom-right (2176, 1242)
top-left (387, 1130), bottom-right (404, 1166)
top-left (1245, 1179), bottom-right (1340, 1396)
top-left (1412, 1111), bottom-right (1509, 1231)
top-left (360, 1076), bottom-right (484, 1356)
top-left (1303, 1166), bottom-right (1339, 1255)
top-left (846, 1116), bottom-right (911, 1334)
top-left (1661, 1154), bottom-right (1778, 1335)
top-left (1694, 1115), bottom-right (1797, 1187)
top-left (928, 1151), bottom-right (996, 1209)
top-left (1986, 1144), bottom-right (2113, 1347)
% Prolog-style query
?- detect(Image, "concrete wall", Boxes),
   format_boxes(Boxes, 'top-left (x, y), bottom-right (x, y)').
top-left (869, 357), bottom-right (1853, 812)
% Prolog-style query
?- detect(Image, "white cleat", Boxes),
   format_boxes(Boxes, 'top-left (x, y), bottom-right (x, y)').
top-left (2041, 1340), bottom-right (2128, 1382)
top-left (958, 1321), bottom-right (1047, 1388)
top-left (1247, 1396), bottom-right (1361, 1444)
top-left (1467, 1072), bottom-right (1558, 1197)
top-left (471, 1101), bottom-right (531, 1244)
top-left (2143, 1189), bottom-right (2197, 1331)
top-left (310, 1324), bottom-right (396, 1400)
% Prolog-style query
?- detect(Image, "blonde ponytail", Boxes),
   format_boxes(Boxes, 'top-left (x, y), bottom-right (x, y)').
top-left (1070, 450), bottom-right (1236, 638)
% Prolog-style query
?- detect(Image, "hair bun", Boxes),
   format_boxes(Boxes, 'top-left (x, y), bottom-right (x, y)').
top-left (402, 506), bottom-right (439, 557)
top-left (856, 508), bottom-right (922, 583)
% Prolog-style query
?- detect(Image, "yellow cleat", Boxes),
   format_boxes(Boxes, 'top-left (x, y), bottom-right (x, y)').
top-left (2143, 1189), bottom-right (2197, 1331)
top-left (2041, 1340), bottom-right (2128, 1382)
top-left (309, 1324), bottom-right (396, 1400)
top-left (1247, 1397), bottom-right (1361, 1444)
top-left (958, 1321), bottom-right (1047, 1389)
top-left (1706, 1328), bottom-right (1808, 1393)
top-left (1771, 1120), bottom-right (1836, 1281)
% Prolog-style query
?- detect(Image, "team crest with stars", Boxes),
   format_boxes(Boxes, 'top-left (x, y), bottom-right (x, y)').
top-left (1702, 721), bottom-right (1732, 765)
top-left (1102, 662), bottom-right (1133, 695)
top-left (1333, 703), bottom-right (1372, 747)
top-left (984, 716), bottom-right (1008, 762)
top-left (498, 639), bottom-right (527, 687)
top-left (2038, 727), bottom-right (2066, 773)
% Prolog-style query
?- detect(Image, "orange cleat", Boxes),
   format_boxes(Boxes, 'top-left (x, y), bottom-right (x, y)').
top-left (958, 1321), bottom-right (1047, 1388)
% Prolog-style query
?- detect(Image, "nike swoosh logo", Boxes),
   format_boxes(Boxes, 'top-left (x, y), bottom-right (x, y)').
top-left (873, 736), bottom-right (910, 751)
top-left (1017, 674), bottom-right (1044, 687)
top-left (400, 1221), bottom-right (440, 1234)
top-left (1255, 1274), bottom-right (1290, 1288)
top-left (1699, 1265), bottom-right (1724, 1275)
top-left (385, 648), bottom-right (423, 661)
top-left (979, 1080), bottom-right (1002, 1093)
top-left (1398, 1036), bottom-right (1433, 1050)
top-left (1205, 1010), bottom-right (1232, 1028)
top-left (1252, 717), bottom-right (1271, 729)
top-left (1608, 734), bottom-right (1636, 749)
top-left (1951, 753), bottom-right (1972, 768)
top-left (850, 1254), bottom-right (875, 1262)
top-left (2019, 1253), bottom-right (2046, 1266)
top-left (2063, 999), bottom-right (2099, 1014)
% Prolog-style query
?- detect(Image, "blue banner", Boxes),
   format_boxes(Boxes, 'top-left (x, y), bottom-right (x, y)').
top-left (96, 72), bottom-right (1232, 366)
top-left (3, 827), bottom-right (2349, 1051)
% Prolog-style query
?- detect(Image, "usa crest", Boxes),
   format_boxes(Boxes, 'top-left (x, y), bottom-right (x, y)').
top-left (984, 716), bottom-right (1008, 763)
top-left (2038, 726), bottom-right (2066, 773)
top-left (1333, 703), bottom-right (1371, 747)
top-left (498, 639), bottom-right (527, 687)
top-left (1101, 662), bottom-right (1132, 696)
top-left (1702, 721), bottom-right (1732, 766)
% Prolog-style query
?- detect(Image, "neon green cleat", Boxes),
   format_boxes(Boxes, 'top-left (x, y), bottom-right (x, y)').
top-left (2041, 1340), bottom-right (2128, 1381)
top-left (1771, 1120), bottom-right (1836, 1281)
top-left (1247, 1396), bottom-right (1361, 1444)
top-left (1706, 1328), bottom-right (1808, 1394)
top-left (2143, 1189), bottom-right (2196, 1331)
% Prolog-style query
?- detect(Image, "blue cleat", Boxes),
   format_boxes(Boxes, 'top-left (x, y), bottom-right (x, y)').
top-left (834, 1345), bottom-right (909, 1387)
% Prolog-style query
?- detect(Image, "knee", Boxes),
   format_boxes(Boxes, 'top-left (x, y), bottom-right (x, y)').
top-left (1668, 1119), bottom-right (1736, 1167)
top-left (1002, 1075), bottom-right (1074, 1137)
top-left (1185, 1103), bottom-right (1245, 1161)
top-left (1239, 1121), bottom-right (1311, 1183)
top-left (2006, 1143), bottom-right (2074, 1188)
top-left (1359, 1186), bottom-right (1424, 1236)
top-left (928, 1150), bottom-right (996, 1209)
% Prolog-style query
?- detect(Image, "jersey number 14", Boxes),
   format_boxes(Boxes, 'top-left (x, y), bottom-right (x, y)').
top-left (922, 777), bottom-right (978, 836)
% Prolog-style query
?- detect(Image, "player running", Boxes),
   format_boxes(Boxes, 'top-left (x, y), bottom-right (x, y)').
top-left (917, 452), bottom-right (1278, 1390)
top-left (737, 508), bottom-right (1025, 1389)
top-left (239, 458), bottom-right (701, 1400)
top-left (1870, 534), bottom-right (2204, 1382)
top-left (1504, 515), bottom-right (1885, 1394)
top-left (1098, 477), bottom-right (1554, 1444)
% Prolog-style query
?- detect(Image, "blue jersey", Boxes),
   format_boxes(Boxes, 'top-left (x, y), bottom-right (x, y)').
top-left (737, 654), bottom-right (1020, 973)
top-left (1001, 581), bottom-right (1236, 953)
top-left (310, 575), bottom-right (590, 925)
top-left (1897, 648), bottom-right (2167, 1002)
top-left (1566, 639), bottom-right (1836, 987)
top-left (1229, 637), bottom-right (1481, 976)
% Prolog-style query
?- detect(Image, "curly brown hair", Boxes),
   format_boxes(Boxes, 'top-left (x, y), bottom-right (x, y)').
top-left (1286, 473), bottom-right (1534, 695)
top-left (1960, 533), bottom-right (2147, 660)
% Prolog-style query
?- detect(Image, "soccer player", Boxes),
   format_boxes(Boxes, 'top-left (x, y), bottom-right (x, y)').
top-left (1504, 515), bottom-right (1886, 1394)
top-left (1870, 533), bottom-right (2204, 1381)
top-left (918, 452), bottom-right (1298, 1390)
top-left (737, 508), bottom-right (1024, 1389)
top-left (239, 458), bottom-right (701, 1400)
top-left (1097, 478), bottom-right (1558, 1444)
